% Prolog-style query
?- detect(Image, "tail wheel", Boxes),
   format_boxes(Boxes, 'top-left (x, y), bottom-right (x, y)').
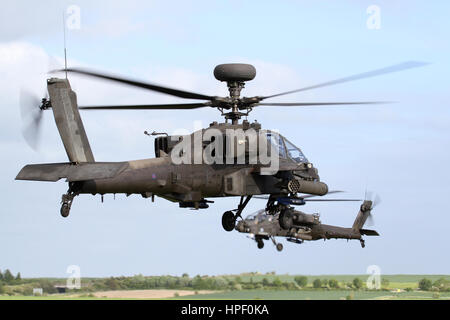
top-left (276, 243), bottom-right (283, 252)
top-left (60, 203), bottom-right (70, 218)
top-left (360, 239), bottom-right (366, 248)
top-left (257, 240), bottom-right (264, 249)
top-left (222, 211), bottom-right (236, 232)
top-left (279, 208), bottom-right (293, 230)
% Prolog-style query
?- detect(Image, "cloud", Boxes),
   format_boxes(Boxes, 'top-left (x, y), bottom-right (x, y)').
top-left (0, 42), bottom-right (51, 146)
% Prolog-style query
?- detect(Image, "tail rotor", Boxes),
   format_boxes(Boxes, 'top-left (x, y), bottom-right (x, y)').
top-left (363, 191), bottom-right (381, 227)
top-left (19, 88), bottom-right (50, 150)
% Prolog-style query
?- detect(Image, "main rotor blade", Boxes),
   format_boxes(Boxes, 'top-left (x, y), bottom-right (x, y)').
top-left (255, 101), bottom-right (389, 107)
top-left (253, 191), bottom-right (345, 200)
top-left (253, 195), bottom-right (270, 200)
top-left (304, 199), bottom-right (361, 202)
top-left (300, 190), bottom-right (344, 199)
top-left (79, 102), bottom-right (212, 110)
top-left (55, 68), bottom-right (215, 101)
top-left (262, 61), bottom-right (428, 100)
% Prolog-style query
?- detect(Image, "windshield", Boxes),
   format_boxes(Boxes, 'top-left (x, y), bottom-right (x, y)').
top-left (283, 137), bottom-right (308, 163)
top-left (246, 209), bottom-right (266, 220)
top-left (266, 132), bottom-right (286, 158)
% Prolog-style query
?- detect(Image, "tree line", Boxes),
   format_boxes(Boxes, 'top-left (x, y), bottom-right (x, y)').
top-left (418, 278), bottom-right (450, 292)
top-left (0, 269), bottom-right (21, 283)
top-left (1, 271), bottom-right (449, 296)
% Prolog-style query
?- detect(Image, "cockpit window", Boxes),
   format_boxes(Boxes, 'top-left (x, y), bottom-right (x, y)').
top-left (283, 137), bottom-right (308, 163)
top-left (266, 132), bottom-right (287, 158)
top-left (246, 209), bottom-right (265, 220)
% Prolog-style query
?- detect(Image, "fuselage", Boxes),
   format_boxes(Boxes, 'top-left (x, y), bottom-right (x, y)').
top-left (77, 157), bottom-right (281, 201)
top-left (73, 122), bottom-right (328, 205)
top-left (236, 212), bottom-right (362, 242)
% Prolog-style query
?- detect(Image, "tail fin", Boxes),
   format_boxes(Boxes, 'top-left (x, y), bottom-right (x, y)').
top-left (352, 200), bottom-right (372, 231)
top-left (47, 78), bottom-right (94, 163)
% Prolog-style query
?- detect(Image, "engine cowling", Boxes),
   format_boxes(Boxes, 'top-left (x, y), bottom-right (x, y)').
top-left (292, 211), bottom-right (320, 225)
top-left (279, 209), bottom-right (320, 230)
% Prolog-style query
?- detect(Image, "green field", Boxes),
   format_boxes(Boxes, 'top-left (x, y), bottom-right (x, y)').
top-left (1, 290), bottom-right (449, 300)
top-left (225, 274), bottom-right (450, 287)
top-left (1, 274), bottom-right (449, 300)
top-left (0, 295), bottom-right (109, 300)
top-left (171, 290), bottom-right (450, 300)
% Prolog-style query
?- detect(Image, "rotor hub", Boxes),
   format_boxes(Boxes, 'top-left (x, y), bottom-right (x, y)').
top-left (213, 64), bottom-right (257, 124)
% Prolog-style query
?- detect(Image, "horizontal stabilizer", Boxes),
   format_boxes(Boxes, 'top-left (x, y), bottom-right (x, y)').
top-left (360, 229), bottom-right (379, 236)
top-left (16, 162), bottom-right (128, 182)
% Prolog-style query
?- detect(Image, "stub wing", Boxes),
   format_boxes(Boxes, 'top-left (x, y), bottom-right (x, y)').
top-left (15, 162), bottom-right (128, 182)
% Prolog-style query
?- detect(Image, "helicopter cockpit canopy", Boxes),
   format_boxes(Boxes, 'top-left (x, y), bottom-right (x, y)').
top-left (265, 131), bottom-right (308, 163)
top-left (283, 136), bottom-right (308, 163)
top-left (246, 209), bottom-right (278, 222)
top-left (246, 209), bottom-right (266, 221)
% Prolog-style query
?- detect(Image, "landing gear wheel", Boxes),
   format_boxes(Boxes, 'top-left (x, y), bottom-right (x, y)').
top-left (222, 211), bottom-right (236, 232)
top-left (276, 243), bottom-right (283, 252)
top-left (360, 239), bottom-right (365, 248)
top-left (60, 203), bottom-right (70, 218)
top-left (257, 240), bottom-right (264, 249)
top-left (60, 187), bottom-right (77, 218)
top-left (279, 208), bottom-right (293, 230)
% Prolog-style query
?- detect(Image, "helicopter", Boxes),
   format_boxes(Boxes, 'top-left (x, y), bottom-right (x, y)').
top-left (235, 195), bottom-right (380, 251)
top-left (16, 62), bottom-right (424, 231)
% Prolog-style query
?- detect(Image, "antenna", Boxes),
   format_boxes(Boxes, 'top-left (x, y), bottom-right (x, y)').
top-left (62, 11), bottom-right (68, 79)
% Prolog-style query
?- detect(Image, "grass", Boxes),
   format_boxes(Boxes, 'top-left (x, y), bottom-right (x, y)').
top-left (0, 295), bottom-right (108, 300)
top-left (2, 289), bottom-right (449, 301)
top-left (1, 274), bottom-right (449, 300)
top-left (2, 290), bottom-right (448, 300)
top-left (170, 289), bottom-right (450, 300)
top-left (225, 274), bottom-right (450, 289)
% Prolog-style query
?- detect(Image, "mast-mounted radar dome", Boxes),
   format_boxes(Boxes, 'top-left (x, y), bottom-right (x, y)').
top-left (214, 63), bottom-right (256, 82)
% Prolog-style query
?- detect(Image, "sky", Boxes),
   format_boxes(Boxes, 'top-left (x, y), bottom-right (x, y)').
top-left (0, 1), bottom-right (449, 278)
